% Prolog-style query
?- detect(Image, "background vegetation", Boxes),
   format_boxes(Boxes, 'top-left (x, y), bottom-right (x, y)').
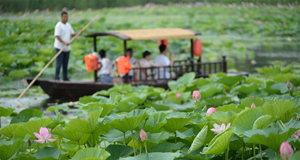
top-left (0, 0), bottom-right (299, 12)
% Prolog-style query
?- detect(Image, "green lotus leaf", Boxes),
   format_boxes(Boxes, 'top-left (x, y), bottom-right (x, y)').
top-left (217, 104), bottom-right (242, 113)
top-left (53, 125), bottom-right (90, 145)
top-left (144, 101), bottom-right (170, 111)
top-left (65, 110), bottom-right (101, 134)
top-left (8, 70), bottom-right (29, 78)
top-left (202, 129), bottom-right (235, 155)
top-left (199, 83), bottom-right (223, 99)
top-left (205, 95), bottom-right (231, 107)
top-left (103, 109), bottom-right (148, 133)
top-left (216, 76), bottom-right (246, 87)
top-left (261, 100), bottom-right (294, 120)
top-left (191, 78), bottom-right (212, 87)
top-left (0, 106), bottom-right (14, 117)
top-left (151, 142), bottom-right (185, 152)
top-left (244, 119), bottom-right (300, 151)
top-left (0, 139), bottom-right (25, 160)
top-left (208, 111), bottom-right (237, 124)
top-left (105, 145), bottom-right (133, 160)
top-left (0, 123), bottom-right (20, 138)
top-left (46, 104), bottom-right (69, 112)
top-left (270, 83), bottom-right (289, 94)
top-left (273, 73), bottom-right (295, 83)
top-left (232, 108), bottom-right (265, 135)
top-left (188, 126), bottom-right (208, 153)
top-left (168, 72), bottom-right (195, 90)
top-left (143, 112), bottom-right (167, 133)
top-left (10, 109), bottom-right (43, 124)
top-left (252, 115), bottom-right (274, 129)
top-left (13, 118), bottom-right (52, 138)
top-left (33, 147), bottom-right (64, 159)
top-left (163, 112), bottom-right (195, 133)
top-left (231, 83), bottom-right (260, 96)
top-left (120, 151), bottom-right (181, 160)
top-left (238, 97), bottom-right (264, 109)
top-left (71, 148), bottom-right (110, 160)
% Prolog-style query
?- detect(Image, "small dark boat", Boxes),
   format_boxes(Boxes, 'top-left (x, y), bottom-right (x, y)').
top-left (28, 28), bottom-right (248, 99)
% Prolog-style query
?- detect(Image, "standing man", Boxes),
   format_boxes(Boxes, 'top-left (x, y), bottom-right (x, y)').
top-left (54, 11), bottom-right (82, 81)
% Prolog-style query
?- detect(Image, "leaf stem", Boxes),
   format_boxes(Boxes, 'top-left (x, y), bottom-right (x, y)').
top-left (174, 132), bottom-right (177, 143)
top-left (131, 130), bottom-right (136, 156)
top-left (123, 132), bottom-right (126, 145)
top-left (104, 139), bottom-right (107, 148)
top-left (253, 144), bottom-right (256, 160)
top-left (259, 144), bottom-right (262, 160)
top-left (144, 141), bottom-right (148, 154)
top-left (225, 145), bottom-right (229, 160)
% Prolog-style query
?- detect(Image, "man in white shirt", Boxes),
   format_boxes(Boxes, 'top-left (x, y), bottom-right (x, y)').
top-left (155, 44), bottom-right (175, 81)
top-left (54, 11), bottom-right (82, 81)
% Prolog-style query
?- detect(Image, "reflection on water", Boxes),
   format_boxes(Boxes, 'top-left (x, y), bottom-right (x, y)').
top-left (235, 42), bottom-right (300, 73)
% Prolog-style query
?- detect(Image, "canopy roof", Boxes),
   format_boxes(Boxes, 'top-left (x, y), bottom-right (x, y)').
top-left (85, 28), bottom-right (201, 40)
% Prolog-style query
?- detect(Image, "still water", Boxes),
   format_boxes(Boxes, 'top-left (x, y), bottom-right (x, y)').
top-left (235, 42), bottom-right (300, 73)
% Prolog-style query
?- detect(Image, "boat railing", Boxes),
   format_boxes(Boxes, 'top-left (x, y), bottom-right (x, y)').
top-left (129, 56), bottom-right (227, 84)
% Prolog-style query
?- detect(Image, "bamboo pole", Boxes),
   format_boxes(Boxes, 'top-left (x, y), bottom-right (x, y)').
top-left (17, 14), bottom-right (100, 101)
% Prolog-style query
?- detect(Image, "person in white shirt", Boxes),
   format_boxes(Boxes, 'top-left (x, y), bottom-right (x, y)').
top-left (98, 50), bottom-right (113, 83)
top-left (54, 11), bottom-right (82, 81)
top-left (136, 51), bottom-right (161, 81)
top-left (155, 44), bottom-right (175, 81)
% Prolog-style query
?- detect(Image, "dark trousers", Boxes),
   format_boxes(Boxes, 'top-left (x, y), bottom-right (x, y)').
top-left (55, 48), bottom-right (70, 80)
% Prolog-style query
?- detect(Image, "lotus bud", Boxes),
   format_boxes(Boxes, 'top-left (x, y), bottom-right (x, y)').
top-left (22, 78), bottom-right (25, 85)
top-left (206, 107), bottom-right (216, 116)
top-left (192, 91), bottom-right (201, 101)
top-left (11, 32), bottom-right (14, 35)
top-left (287, 80), bottom-right (291, 89)
top-left (293, 129), bottom-right (300, 139)
top-left (37, 42), bottom-right (41, 46)
top-left (176, 92), bottom-right (181, 99)
top-left (280, 142), bottom-right (293, 159)
top-left (139, 129), bottom-right (147, 142)
top-left (251, 103), bottom-right (256, 108)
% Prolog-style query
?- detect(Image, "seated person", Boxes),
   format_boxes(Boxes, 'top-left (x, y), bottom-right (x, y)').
top-left (135, 51), bottom-right (161, 81)
top-left (155, 44), bottom-right (175, 80)
top-left (98, 49), bottom-right (113, 83)
top-left (127, 48), bottom-right (136, 81)
top-left (113, 48), bottom-right (135, 83)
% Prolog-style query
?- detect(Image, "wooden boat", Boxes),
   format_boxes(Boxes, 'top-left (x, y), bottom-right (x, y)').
top-left (28, 28), bottom-right (248, 99)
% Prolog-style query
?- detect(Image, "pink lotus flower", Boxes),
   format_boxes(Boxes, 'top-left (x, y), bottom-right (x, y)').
top-left (33, 127), bottom-right (56, 143)
top-left (176, 92), bottom-right (181, 99)
top-left (11, 32), bottom-right (14, 35)
top-left (37, 42), bottom-right (40, 46)
top-left (280, 142), bottom-right (293, 159)
top-left (293, 129), bottom-right (300, 139)
top-left (251, 103), bottom-right (256, 108)
top-left (192, 91), bottom-right (201, 101)
top-left (206, 107), bottom-right (216, 116)
top-left (139, 129), bottom-right (147, 141)
top-left (22, 78), bottom-right (25, 85)
top-left (287, 80), bottom-right (292, 89)
top-left (211, 122), bottom-right (231, 134)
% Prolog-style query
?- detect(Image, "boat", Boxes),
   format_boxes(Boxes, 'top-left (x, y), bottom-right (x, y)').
top-left (28, 28), bottom-right (248, 99)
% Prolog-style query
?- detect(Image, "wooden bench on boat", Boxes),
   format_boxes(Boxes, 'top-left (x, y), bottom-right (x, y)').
top-left (28, 28), bottom-right (248, 99)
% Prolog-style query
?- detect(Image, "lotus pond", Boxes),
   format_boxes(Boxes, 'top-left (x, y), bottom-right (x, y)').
top-left (1, 2), bottom-right (300, 81)
top-left (1, 63), bottom-right (300, 160)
